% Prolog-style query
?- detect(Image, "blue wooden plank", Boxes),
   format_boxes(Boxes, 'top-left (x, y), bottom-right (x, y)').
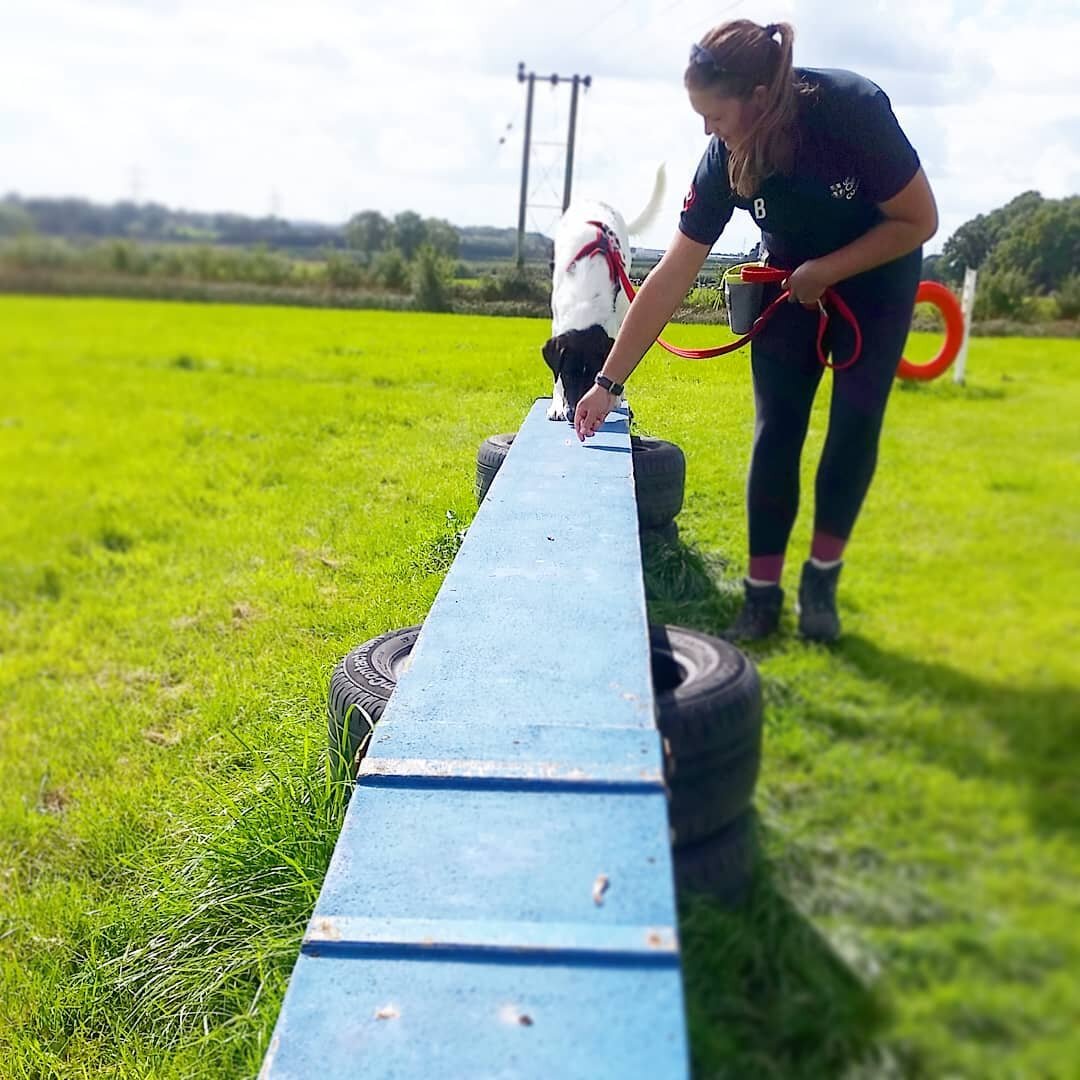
top-left (261, 954), bottom-right (687, 1080)
top-left (261, 400), bottom-right (689, 1078)
top-left (310, 786), bottom-right (675, 929)
top-left (368, 402), bottom-right (656, 741)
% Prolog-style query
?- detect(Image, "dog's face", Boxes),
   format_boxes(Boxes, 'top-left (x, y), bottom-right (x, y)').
top-left (542, 325), bottom-right (615, 421)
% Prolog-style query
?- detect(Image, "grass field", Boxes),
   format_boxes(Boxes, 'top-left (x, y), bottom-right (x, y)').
top-left (1, 296), bottom-right (1078, 1078)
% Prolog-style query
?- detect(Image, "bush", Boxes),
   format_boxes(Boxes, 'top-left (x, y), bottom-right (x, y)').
top-left (1, 237), bottom-right (78, 271)
top-left (1029, 295), bottom-right (1060, 322)
top-left (372, 247), bottom-right (409, 290)
top-left (323, 250), bottom-right (367, 289)
top-left (190, 245), bottom-right (228, 282)
top-left (107, 240), bottom-right (137, 274)
top-left (158, 249), bottom-right (187, 278)
top-left (411, 244), bottom-right (452, 312)
top-left (245, 245), bottom-right (295, 286)
top-left (973, 268), bottom-right (1036, 322)
top-left (1052, 273), bottom-right (1080, 320)
top-left (684, 286), bottom-right (724, 312)
top-left (911, 300), bottom-right (945, 332)
top-left (479, 265), bottom-right (549, 303)
top-left (452, 298), bottom-right (551, 319)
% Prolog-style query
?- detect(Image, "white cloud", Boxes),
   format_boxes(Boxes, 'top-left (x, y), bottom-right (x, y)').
top-left (1, 0), bottom-right (1077, 255)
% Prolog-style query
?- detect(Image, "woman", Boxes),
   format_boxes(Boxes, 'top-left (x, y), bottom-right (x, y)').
top-left (574, 19), bottom-right (938, 642)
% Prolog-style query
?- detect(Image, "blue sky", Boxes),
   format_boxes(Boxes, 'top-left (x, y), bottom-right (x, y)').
top-left (2, 0), bottom-right (1078, 254)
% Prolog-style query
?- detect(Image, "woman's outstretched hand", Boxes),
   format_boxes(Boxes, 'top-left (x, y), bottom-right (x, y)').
top-left (573, 385), bottom-right (617, 442)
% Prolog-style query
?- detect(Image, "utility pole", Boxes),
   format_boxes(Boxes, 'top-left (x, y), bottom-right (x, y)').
top-left (515, 64), bottom-right (592, 268)
top-left (562, 74), bottom-right (588, 211)
top-left (516, 64), bottom-right (536, 269)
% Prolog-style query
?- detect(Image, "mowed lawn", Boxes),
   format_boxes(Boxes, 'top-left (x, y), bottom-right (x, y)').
top-left (1, 296), bottom-right (1077, 1078)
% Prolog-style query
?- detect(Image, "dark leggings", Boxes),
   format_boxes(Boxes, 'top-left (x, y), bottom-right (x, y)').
top-left (747, 250), bottom-right (922, 556)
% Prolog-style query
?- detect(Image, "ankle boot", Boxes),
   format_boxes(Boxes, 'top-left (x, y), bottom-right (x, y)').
top-left (797, 561), bottom-right (842, 642)
top-left (724, 579), bottom-right (783, 641)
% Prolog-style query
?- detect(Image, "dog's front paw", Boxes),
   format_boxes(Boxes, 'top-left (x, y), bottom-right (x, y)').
top-left (547, 402), bottom-right (570, 421)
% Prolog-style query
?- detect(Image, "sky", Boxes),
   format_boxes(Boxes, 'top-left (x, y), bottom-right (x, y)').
top-left (2, 0), bottom-right (1078, 256)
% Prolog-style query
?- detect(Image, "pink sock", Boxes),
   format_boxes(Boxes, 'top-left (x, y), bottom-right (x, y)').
top-left (811, 531), bottom-right (847, 564)
top-left (748, 554), bottom-right (785, 584)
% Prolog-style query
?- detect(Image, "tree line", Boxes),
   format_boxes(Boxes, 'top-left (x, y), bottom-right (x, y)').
top-left (925, 191), bottom-right (1079, 319)
top-left (0, 196), bottom-right (551, 263)
top-left (934, 192), bottom-right (1078, 292)
top-left (2, 189), bottom-right (1076, 321)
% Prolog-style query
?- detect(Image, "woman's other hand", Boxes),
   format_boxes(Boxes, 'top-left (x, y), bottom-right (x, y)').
top-left (783, 259), bottom-right (833, 306)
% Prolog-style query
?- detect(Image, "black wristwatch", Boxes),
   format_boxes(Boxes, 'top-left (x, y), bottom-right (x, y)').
top-left (594, 373), bottom-right (624, 396)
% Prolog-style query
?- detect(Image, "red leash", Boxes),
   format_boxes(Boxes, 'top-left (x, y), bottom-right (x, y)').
top-left (572, 221), bottom-right (862, 370)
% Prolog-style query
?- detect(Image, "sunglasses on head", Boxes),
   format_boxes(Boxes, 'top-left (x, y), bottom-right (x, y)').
top-left (689, 42), bottom-right (726, 73)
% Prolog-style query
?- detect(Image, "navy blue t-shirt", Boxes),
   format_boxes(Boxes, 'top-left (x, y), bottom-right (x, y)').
top-left (679, 68), bottom-right (920, 266)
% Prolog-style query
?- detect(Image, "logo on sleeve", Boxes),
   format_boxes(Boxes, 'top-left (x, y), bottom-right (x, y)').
top-left (683, 184), bottom-right (697, 212)
top-left (831, 176), bottom-right (860, 200)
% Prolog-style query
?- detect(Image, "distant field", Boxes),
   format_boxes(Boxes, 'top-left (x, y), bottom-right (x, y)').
top-left (1, 297), bottom-right (1078, 1078)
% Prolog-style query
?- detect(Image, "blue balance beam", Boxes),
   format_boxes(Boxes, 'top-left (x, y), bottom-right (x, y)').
top-left (260, 400), bottom-right (689, 1079)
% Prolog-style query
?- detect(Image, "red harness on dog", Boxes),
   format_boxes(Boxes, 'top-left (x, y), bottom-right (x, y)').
top-left (569, 220), bottom-right (862, 370)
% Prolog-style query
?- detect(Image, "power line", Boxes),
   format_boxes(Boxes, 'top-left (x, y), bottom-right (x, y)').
top-left (605, 0), bottom-right (747, 59)
top-left (578, 0), bottom-right (635, 40)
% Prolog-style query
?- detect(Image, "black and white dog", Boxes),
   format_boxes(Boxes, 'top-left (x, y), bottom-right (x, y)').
top-left (543, 166), bottom-right (666, 421)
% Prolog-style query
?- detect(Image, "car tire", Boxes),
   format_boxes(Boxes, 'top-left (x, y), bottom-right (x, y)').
top-left (474, 433), bottom-right (516, 504)
top-left (630, 436), bottom-right (685, 528)
top-left (475, 432), bottom-right (686, 532)
top-left (329, 623), bottom-right (763, 853)
top-left (327, 624), bottom-right (422, 770)
top-left (673, 809), bottom-right (757, 907)
top-left (650, 624), bottom-right (763, 761)
top-left (667, 743), bottom-right (761, 848)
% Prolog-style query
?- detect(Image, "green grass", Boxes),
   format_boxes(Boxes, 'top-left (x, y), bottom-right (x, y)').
top-left (1, 297), bottom-right (1078, 1078)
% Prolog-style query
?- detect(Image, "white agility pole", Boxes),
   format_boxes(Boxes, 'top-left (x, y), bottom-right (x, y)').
top-left (954, 267), bottom-right (978, 384)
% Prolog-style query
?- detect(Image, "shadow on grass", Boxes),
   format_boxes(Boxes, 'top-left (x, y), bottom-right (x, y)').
top-left (640, 529), bottom-right (740, 638)
top-left (643, 530), bottom-right (1080, 838)
top-left (639, 530), bottom-right (794, 665)
top-left (838, 634), bottom-right (1080, 837)
top-left (895, 378), bottom-right (1008, 402)
top-left (680, 820), bottom-right (902, 1079)
top-left (641, 533), bottom-right (901, 1077)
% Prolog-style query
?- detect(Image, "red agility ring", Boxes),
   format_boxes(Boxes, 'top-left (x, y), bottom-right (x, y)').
top-left (897, 280), bottom-right (965, 381)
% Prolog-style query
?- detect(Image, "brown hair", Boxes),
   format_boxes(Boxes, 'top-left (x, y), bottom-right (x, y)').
top-left (684, 20), bottom-right (807, 197)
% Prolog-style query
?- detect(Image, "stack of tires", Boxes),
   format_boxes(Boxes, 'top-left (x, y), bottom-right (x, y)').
top-left (328, 623), bottom-right (762, 905)
top-left (649, 624), bottom-right (762, 906)
top-left (475, 433), bottom-right (686, 544)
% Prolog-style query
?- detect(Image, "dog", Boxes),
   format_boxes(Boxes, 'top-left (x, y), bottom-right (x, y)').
top-left (543, 165), bottom-right (666, 422)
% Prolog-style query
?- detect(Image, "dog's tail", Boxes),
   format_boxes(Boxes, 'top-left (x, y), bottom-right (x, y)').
top-left (624, 163), bottom-right (667, 236)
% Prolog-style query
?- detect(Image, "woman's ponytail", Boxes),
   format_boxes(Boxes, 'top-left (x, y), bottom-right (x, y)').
top-left (685, 19), bottom-right (806, 197)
